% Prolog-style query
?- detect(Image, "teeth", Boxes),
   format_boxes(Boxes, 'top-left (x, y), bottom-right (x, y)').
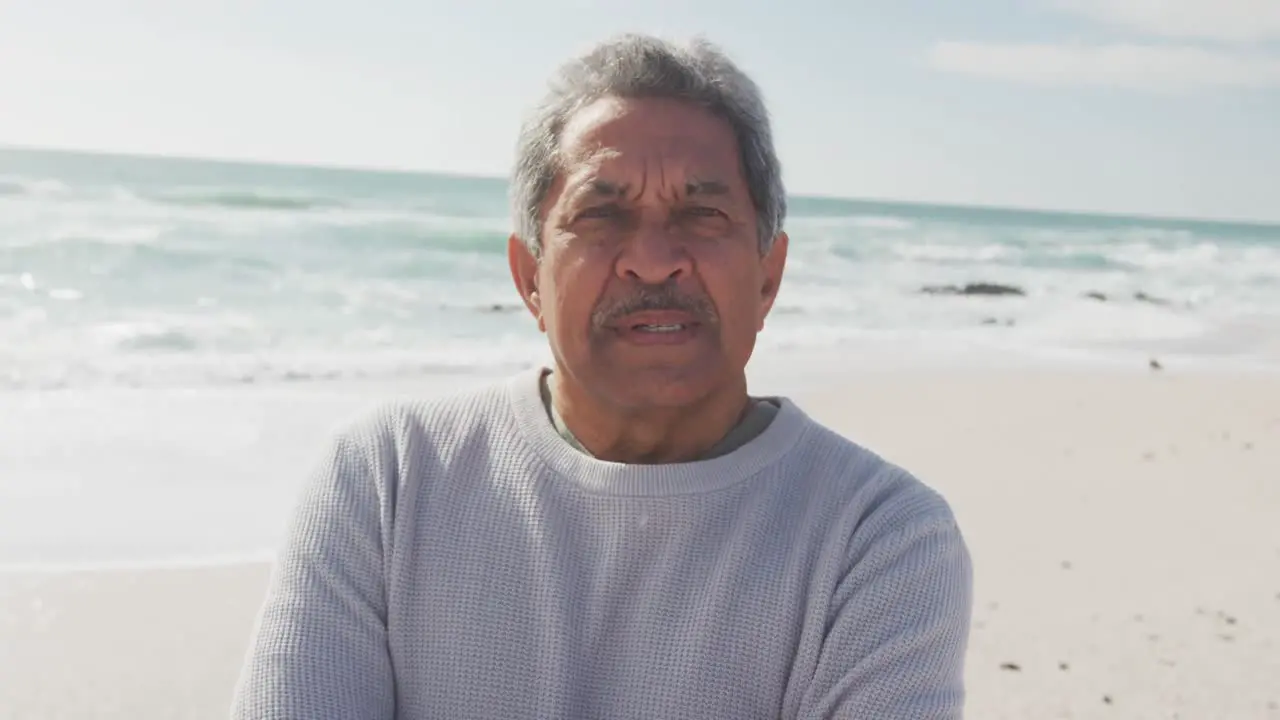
top-left (637, 324), bottom-right (685, 332)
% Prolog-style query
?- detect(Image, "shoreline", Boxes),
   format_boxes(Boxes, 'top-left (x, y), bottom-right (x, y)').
top-left (4, 350), bottom-right (1274, 396)
top-left (3, 327), bottom-right (1279, 397)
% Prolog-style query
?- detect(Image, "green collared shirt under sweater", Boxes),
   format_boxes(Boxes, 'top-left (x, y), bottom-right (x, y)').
top-left (539, 369), bottom-right (780, 460)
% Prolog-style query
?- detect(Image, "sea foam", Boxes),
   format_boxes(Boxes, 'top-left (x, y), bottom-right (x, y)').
top-left (3, 147), bottom-right (1279, 395)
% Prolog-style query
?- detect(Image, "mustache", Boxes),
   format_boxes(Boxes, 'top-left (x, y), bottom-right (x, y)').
top-left (591, 284), bottom-right (719, 329)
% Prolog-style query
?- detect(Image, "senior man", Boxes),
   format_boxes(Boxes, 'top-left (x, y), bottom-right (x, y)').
top-left (232, 33), bottom-right (972, 719)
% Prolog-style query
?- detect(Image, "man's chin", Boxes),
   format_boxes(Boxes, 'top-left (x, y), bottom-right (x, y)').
top-left (597, 361), bottom-right (730, 409)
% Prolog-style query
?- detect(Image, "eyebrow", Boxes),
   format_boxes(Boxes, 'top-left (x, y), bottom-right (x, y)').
top-left (578, 178), bottom-right (730, 199)
top-left (685, 179), bottom-right (729, 197)
top-left (585, 179), bottom-right (627, 198)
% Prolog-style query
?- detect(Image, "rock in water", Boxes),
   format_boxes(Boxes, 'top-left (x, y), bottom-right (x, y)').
top-left (921, 282), bottom-right (1026, 297)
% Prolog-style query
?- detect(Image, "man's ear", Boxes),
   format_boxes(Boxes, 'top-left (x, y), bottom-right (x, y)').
top-left (507, 234), bottom-right (545, 331)
top-left (757, 231), bottom-right (788, 330)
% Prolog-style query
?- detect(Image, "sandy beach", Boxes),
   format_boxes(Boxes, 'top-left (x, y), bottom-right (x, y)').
top-left (2, 367), bottom-right (1277, 719)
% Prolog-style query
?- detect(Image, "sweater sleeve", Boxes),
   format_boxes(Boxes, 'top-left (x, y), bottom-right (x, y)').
top-left (799, 512), bottom-right (974, 719)
top-left (230, 430), bottom-right (396, 720)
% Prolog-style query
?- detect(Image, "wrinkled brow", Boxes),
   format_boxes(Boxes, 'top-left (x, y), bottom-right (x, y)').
top-left (579, 178), bottom-right (730, 199)
top-left (685, 179), bottom-right (729, 197)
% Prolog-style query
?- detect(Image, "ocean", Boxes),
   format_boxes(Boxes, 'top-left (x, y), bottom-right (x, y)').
top-left (2, 146), bottom-right (1279, 568)
top-left (4, 146), bottom-right (1279, 395)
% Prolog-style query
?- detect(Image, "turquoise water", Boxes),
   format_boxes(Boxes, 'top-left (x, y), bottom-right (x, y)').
top-left (3, 146), bottom-right (1279, 390)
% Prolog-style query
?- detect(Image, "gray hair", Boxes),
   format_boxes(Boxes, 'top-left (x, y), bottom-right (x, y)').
top-left (510, 34), bottom-right (786, 258)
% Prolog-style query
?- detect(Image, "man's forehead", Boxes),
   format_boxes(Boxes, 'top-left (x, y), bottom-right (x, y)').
top-left (560, 134), bottom-right (728, 170)
top-left (557, 145), bottom-right (741, 200)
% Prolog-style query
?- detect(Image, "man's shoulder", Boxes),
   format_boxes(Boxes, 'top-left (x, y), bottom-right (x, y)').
top-left (323, 373), bottom-right (522, 466)
top-left (786, 407), bottom-right (961, 539)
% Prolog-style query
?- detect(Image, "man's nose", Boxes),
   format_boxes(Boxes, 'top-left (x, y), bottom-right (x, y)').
top-left (614, 221), bottom-right (692, 284)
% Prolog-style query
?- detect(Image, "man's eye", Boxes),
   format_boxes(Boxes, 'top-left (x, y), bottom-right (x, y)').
top-left (575, 205), bottom-right (618, 221)
top-left (684, 206), bottom-right (726, 218)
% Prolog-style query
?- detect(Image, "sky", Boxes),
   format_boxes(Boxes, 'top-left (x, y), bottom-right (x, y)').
top-left (1, 0), bottom-right (1278, 223)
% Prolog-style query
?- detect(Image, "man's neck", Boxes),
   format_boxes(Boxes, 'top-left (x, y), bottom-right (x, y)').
top-left (547, 369), bottom-right (752, 464)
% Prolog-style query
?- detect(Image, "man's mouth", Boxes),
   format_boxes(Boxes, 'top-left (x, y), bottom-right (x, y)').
top-left (633, 323), bottom-right (688, 333)
top-left (606, 311), bottom-right (703, 346)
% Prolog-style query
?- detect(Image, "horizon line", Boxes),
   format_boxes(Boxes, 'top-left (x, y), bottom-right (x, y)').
top-left (3, 141), bottom-right (1278, 231)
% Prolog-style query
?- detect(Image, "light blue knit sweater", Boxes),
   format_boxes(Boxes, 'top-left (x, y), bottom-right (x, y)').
top-left (232, 368), bottom-right (973, 719)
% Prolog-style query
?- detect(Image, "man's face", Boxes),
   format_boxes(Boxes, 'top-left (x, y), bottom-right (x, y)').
top-left (510, 96), bottom-right (788, 410)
